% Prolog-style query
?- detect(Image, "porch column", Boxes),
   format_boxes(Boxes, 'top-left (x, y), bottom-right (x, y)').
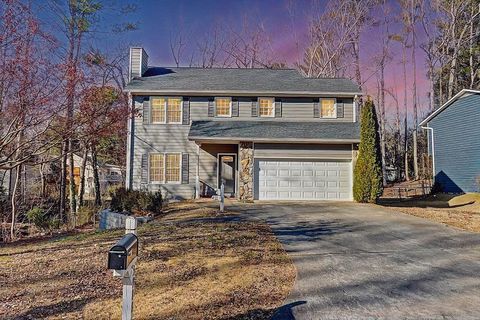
top-left (238, 141), bottom-right (254, 202)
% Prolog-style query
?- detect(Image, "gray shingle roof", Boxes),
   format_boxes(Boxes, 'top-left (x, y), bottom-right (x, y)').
top-left (188, 120), bottom-right (360, 142)
top-left (125, 67), bottom-right (361, 95)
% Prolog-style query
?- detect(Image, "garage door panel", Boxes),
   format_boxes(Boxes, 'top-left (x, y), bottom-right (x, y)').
top-left (278, 180), bottom-right (289, 187)
top-left (255, 159), bottom-right (351, 200)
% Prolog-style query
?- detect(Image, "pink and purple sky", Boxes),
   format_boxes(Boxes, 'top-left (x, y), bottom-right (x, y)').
top-left (92, 0), bottom-right (432, 123)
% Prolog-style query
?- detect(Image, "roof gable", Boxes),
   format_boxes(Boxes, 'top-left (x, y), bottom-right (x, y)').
top-left (420, 89), bottom-right (480, 126)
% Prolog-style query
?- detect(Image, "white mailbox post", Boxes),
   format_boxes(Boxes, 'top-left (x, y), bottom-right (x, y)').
top-left (220, 182), bottom-right (225, 213)
top-left (108, 217), bottom-right (138, 320)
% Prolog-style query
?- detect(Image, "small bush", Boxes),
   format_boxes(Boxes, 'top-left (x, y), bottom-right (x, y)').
top-left (49, 218), bottom-right (61, 230)
top-left (77, 206), bottom-right (96, 225)
top-left (110, 188), bottom-right (163, 214)
top-left (26, 207), bottom-right (50, 231)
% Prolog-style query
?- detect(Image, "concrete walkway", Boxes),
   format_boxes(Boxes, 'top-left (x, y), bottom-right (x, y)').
top-left (231, 201), bottom-right (480, 319)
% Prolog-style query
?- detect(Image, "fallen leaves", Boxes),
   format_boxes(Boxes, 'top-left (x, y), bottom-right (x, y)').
top-left (0, 200), bottom-right (295, 319)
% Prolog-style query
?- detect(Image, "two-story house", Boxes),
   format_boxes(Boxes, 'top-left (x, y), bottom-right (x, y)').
top-left (124, 47), bottom-right (362, 201)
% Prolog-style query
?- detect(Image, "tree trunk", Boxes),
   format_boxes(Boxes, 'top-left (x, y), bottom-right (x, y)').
top-left (10, 165), bottom-right (21, 241)
top-left (39, 163), bottom-right (46, 200)
top-left (380, 61), bottom-right (387, 187)
top-left (91, 145), bottom-right (101, 207)
top-left (411, 0), bottom-right (419, 180)
top-left (395, 97), bottom-right (401, 181)
top-left (447, 3), bottom-right (457, 99)
top-left (404, 119), bottom-right (409, 182)
top-left (353, 30), bottom-right (362, 91)
top-left (78, 145), bottom-right (89, 208)
top-left (68, 144), bottom-right (76, 226)
top-left (66, 10), bottom-right (77, 221)
top-left (59, 141), bottom-right (67, 222)
top-left (429, 63), bottom-right (435, 111)
top-left (469, 4), bottom-right (475, 89)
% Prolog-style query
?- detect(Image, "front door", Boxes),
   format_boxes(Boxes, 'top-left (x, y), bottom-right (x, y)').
top-left (218, 154), bottom-right (236, 196)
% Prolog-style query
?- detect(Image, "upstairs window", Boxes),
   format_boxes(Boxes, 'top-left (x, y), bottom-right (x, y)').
top-left (151, 97), bottom-right (182, 123)
top-left (258, 98), bottom-right (275, 117)
top-left (215, 97), bottom-right (231, 117)
top-left (167, 98), bottom-right (182, 123)
top-left (151, 98), bottom-right (166, 123)
top-left (320, 99), bottom-right (336, 118)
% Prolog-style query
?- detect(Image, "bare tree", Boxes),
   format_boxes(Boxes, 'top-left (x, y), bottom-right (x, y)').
top-left (374, 0), bottom-right (392, 186)
top-left (170, 30), bottom-right (186, 67)
top-left (346, 0), bottom-right (379, 90)
top-left (222, 16), bottom-right (276, 68)
top-left (298, 0), bottom-right (378, 80)
top-left (195, 24), bottom-right (225, 68)
top-left (398, 0), bottom-right (421, 180)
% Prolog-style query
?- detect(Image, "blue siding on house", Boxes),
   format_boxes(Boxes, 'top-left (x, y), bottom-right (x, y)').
top-left (428, 93), bottom-right (480, 193)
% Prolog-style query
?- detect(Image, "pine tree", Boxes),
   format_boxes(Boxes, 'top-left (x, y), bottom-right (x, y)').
top-left (353, 99), bottom-right (383, 203)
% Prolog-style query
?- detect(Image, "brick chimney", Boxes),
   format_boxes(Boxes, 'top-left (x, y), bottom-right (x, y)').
top-left (129, 47), bottom-right (149, 80)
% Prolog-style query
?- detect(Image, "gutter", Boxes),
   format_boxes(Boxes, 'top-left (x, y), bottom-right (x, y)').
top-left (188, 136), bottom-right (360, 144)
top-left (123, 89), bottom-right (363, 97)
top-left (421, 125), bottom-right (435, 183)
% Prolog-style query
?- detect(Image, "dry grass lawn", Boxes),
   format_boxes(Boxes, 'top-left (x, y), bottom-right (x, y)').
top-left (0, 200), bottom-right (295, 319)
top-left (380, 193), bottom-right (480, 232)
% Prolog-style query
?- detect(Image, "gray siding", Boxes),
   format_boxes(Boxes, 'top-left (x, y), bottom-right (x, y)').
top-left (130, 94), bottom-right (357, 199)
top-left (129, 48), bottom-right (148, 79)
top-left (130, 96), bottom-right (197, 199)
top-left (190, 97), bottom-right (354, 122)
top-left (254, 143), bottom-right (353, 159)
top-left (429, 93), bottom-right (480, 193)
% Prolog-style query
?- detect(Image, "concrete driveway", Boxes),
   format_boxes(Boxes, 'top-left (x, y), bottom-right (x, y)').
top-left (231, 201), bottom-right (480, 319)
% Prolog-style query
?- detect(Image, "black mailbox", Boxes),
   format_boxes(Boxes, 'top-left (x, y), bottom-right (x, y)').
top-left (108, 233), bottom-right (138, 270)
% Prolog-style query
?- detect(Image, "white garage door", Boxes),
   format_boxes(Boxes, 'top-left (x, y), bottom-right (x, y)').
top-left (255, 159), bottom-right (352, 200)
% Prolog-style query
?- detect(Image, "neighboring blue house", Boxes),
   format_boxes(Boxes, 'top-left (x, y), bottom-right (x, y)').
top-left (420, 89), bottom-right (480, 193)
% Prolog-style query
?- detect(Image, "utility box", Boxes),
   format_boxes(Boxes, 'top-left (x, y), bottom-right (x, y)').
top-left (108, 233), bottom-right (138, 270)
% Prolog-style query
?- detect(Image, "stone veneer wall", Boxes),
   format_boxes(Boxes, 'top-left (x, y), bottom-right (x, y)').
top-left (239, 142), bottom-right (254, 201)
top-left (352, 144), bottom-right (359, 168)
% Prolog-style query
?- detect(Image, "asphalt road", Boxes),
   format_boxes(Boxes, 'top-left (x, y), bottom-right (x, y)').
top-left (232, 201), bottom-right (480, 320)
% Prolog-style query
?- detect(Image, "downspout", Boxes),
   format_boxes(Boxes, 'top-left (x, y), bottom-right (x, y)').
top-left (353, 95), bottom-right (358, 122)
top-left (421, 126), bottom-right (435, 183)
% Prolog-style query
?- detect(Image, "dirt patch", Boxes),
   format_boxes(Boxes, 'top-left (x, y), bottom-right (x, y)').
top-left (0, 200), bottom-right (295, 319)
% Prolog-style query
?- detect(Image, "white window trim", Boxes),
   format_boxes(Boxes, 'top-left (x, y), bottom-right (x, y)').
top-left (150, 96), bottom-right (166, 124)
top-left (148, 152), bottom-right (182, 185)
top-left (258, 97), bottom-right (275, 117)
top-left (150, 96), bottom-right (183, 124)
top-left (215, 97), bottom-right (232, 117)
top-left (320, 98), bottom-right (337, 119)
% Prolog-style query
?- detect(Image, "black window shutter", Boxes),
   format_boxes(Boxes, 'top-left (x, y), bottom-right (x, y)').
top-left (182, 98), bottom-right (190, 125)
top-left (208, 98), bottom-right (215, 117)
top-left (274, 99), bottom-right (282, 117)
top-left (141, 153), bottom-right (148, 184)
top-left (181, 153), bottom-right (189, 184)
top-left (313, 99), bottom-right (320, 118)
top-left (232, 99), bottom-right (239, 117)
top-left (251, 99), bottom-right (258, 117)
top-left (143, 97), bottom-right (150, 124)
top-left (337, 101), bottom-right (344, 118)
